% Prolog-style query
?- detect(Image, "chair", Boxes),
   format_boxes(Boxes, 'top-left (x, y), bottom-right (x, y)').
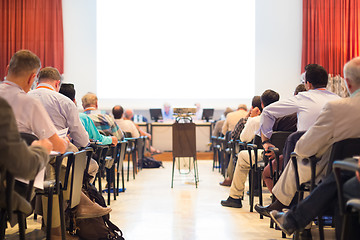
top-left (91, 144), bottom-right (110, 194)
top-left (291, 138), bottom-right (360, 240)
top-left (210, 136), bottom-right (221, 171)
top-left (0, 170), bottom-right (34, 240)
top-left (125, 137), bottom-right (139, 181)
top-left (333, 158), bottom-right (360, 240)
top-left (116, 141), bottom-right (128, 195)
top-left (218, 131), bottom-right (232, 177)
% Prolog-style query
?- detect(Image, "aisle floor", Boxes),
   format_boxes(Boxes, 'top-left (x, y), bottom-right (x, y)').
top-left (5, 160), bottom-right (336, 239)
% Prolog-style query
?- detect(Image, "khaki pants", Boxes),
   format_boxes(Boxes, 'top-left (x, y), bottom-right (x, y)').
top-left (229, 149), bottom-right (264, 199)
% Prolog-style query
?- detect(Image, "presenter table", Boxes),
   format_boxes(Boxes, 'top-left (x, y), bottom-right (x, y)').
top-left (150, 122), bottom-right (212, 152)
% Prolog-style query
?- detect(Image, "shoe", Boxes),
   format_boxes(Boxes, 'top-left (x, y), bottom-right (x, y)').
top-left (255, 204), bottom-right (272, 217)
top-left (219, 178), bottom-right (232, 186)
top-left (221, 197), bottom-right (242, 208)
top-left (270, 210), bottom-right (296, 236)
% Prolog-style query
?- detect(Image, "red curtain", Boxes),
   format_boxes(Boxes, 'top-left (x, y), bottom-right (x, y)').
top-left (0, 0), bottom-right (64, 79)
top-left (302, 0), bottom-right (360, 76)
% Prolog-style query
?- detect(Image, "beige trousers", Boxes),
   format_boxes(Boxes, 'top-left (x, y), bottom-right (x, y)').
top-left (229, 149), bottom-right (264, 199)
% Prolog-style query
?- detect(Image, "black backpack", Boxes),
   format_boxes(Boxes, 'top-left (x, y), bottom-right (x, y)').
top-left (142, 156), bottom-right (163, 168)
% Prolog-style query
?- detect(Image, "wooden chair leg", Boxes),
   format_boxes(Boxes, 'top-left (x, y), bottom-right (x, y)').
top-left (17, 212), bottom-right (25, 240)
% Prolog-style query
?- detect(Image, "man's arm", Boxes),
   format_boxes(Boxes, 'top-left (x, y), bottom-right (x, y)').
top-left (65, 102), bottom-right (89, 148)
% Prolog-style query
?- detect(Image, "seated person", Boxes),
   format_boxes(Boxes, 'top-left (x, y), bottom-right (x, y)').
top-left (221, 104), bottom-right (248, 136)
top-left (82, 92), bottom-right (124, 140)
top-left (221, 90), bottom-right (297, 208)
top-left (219, 97), bottom-right (261, 186)
top-left (161, 103), bottom-right (174, 122)
top-left (212, 107), bottom-right (233, 137)
top-left (0, 96), bottom-right (52, 226)
top-left (255, 57), bottom-right (360, 221)
top-left (112, 105), bottom-right (140, 138)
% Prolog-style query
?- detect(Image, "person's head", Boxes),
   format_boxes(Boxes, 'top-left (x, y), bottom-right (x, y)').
top-left (224, 107), bottom-right (233, 117)
top-left (260, 89), bottom-right (280, 108)
top-left (112, 105), bottom-right (124, 119)
top-left (163, 103), bottom-right (171, 113)
top-left (38, 67), bottom-right (62, 92)
top-left (251, 96), bottom-right (262, 112)
top-left (7, 49), bottom-right (41, 92)
top-left (81, 92), bottom-right (98, 109)
top-left (124, 109), bottom-right (134, 120)
top-left (304, 64), bottom-right (328, 89)
top-left (59, 83), bottom-right (76, 102)
top-left (237, 104), bottom-right (247, 112)
top-left (294, 83), bottom-right (307, 95)
top-left (344, 57), bottom-right (360, 94)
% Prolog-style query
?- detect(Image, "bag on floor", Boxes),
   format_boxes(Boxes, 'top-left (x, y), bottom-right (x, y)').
top-left (76, 183), bottom-right (124, 240)
top-left (142, 156), bottom-right (163, 168)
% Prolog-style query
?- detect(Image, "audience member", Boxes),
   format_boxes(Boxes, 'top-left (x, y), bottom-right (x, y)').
top-left (255, 64), bottom-right (356, 218)
top-left (0, 50), bottom-right (68, 153)
top-left (212, 107), bottom-right (233, 137)
top-left (269, 57), bottom-right (360, 239)
top-left (194, 103), bottom-right (202, 121)
top-left (112, 105), bottom-right (140, 138)
top-left (29, 67), bottom-right (89, 148)
top-left (59, 83), bottom-right (117, 146)
top-left (221, 104), bottom-right (248, 136)
top-left (82, 92), bottom-right (124, 140)
top-left (221, 89), bottom-right (296, 207)
top-left (219, 97), bottom-right (262, 186)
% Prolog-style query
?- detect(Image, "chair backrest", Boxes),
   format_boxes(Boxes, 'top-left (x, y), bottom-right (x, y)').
top-left (68, 149), bottom-right (92, 208)
top-left (252, 135), bottom-right (262, 148)
top-left (124, 132), bottom-right (132, 138)
top-left (19, 132), bottom-right (39, 145)
top-left (119, 141), bottom-right (128, 167)
top-left (326, 138), bottom-right (360, 175)
top-left (269, 131), bottom-right (293, 155)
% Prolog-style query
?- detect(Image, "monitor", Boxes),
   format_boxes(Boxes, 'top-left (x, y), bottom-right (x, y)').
top-left (149, 108), bottom-right (163, 122)
top-left (201, 108), bottom-right (214, 122)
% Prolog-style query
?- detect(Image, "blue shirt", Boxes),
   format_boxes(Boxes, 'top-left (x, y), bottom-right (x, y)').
top-left (79, 113), bottom-right (112, 145)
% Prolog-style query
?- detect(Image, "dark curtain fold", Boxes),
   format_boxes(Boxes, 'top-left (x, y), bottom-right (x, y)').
top-left (302, 0), bottom-right (360, 76)
top-left (0, 0), bottom-right (64, 79)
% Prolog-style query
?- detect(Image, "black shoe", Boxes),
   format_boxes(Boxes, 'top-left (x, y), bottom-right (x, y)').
top-left (270, 210), bottom-right (296, 236)
top-left (221, 197), bottom-right (242, 208)
top-left (254, 204), bottom-right (272, 217)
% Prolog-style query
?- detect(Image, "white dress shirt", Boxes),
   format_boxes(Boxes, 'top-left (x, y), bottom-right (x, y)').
top-left (29, 83), bottom-right (89, 147)
top-left (240, 116), bottom-right (260, 143)
top-left (0, 81), bottom-right (57, 139)
top-left (260, 89), bottom-right (340, 139)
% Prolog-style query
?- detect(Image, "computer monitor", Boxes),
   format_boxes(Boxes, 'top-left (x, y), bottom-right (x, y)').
top-left (201, 108), bottom-right (214, 122)
top-left (149, 108), bottom-right (163, 122)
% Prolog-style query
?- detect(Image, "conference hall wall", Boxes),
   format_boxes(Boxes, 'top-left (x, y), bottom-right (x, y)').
top-left (62, 0), bottom-right (302, 118)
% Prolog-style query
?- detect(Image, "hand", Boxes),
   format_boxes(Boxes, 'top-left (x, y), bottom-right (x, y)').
top-left (111, 136), bottom-right (118, 145)
top-left (265, 150), bottom-right (275, 160)
top-left (146, 133), bottom-right (151, 140)
top-left (250, 107), bottom-right (261, 117)
top-left (32, 139), bottom-right (53, 154)
top-left (262, 142), bottom-right (275, 152)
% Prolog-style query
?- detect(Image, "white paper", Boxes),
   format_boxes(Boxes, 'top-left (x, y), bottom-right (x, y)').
top-left (57, 128), bottom-right (69, 139)
top-left (16, 167), bottom-right (46, 190)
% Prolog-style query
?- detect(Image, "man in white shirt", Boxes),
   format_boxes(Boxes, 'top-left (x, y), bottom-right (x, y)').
top-left (29, 67), bottom-right (89, 148)
top-left (112, 105), bottom-right (140, 138)
top-left (255, 64), bottom-right (342, 217)
top-left (221, 104), bottom-right (248, 136)
top-left (0, 50), bottom-right (68, 153)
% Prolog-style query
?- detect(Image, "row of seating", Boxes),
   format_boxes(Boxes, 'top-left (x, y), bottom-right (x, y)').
top-left (0, 133), bottom-right (147, 240)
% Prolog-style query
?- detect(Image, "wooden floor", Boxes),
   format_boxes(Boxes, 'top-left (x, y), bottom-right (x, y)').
top-left (5, 160), bottom-right (336, 240)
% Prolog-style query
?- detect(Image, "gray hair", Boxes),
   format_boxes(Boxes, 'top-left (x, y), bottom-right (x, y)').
top-left (344, 57), bottom-right (360, 85)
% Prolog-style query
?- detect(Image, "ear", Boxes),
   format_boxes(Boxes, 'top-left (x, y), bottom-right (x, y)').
top-left (28, 72), bottom-right (36, 84)
top-left (5, 65), bottom-right (9, 76)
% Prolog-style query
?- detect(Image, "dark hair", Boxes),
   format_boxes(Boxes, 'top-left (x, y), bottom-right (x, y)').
top-left (38, 67), bottom-right (62, 82)
top-left (8, 50), bottom-right (41, 77)
top-left (304, 63), bottom-right (319, 72)
top-left (251, 96), bottom-right (262, 112)
top-left (261, 89), bottom-right (280, 107)
top-left (112, 105), bottom-right (124, 119)
top-left (59, 83), bottom-right (76, 101)
top-left (305, 65), bottom-right (328, 88)
top-left (294, 84), bottom-right (306, 95)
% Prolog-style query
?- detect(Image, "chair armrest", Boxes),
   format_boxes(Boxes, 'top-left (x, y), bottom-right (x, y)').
top-left (290, 152), bottom-right (319, 192)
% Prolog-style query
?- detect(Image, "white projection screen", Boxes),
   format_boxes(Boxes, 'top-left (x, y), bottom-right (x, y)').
top-left (97, 0), bottom-right (255, 109)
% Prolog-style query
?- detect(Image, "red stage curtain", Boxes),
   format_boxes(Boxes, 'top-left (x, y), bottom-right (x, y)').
top-left (0, 0), bottom-right (64, 79)
top-left (302, 0), bottom-right (360, 76)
